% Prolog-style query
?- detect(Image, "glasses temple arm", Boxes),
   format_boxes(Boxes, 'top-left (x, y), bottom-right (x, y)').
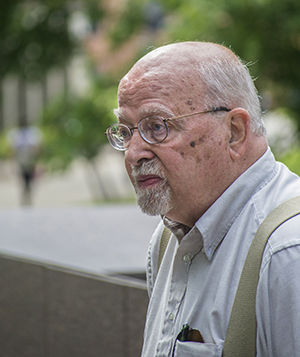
top-left (166, 106), bottom-right (231, 122)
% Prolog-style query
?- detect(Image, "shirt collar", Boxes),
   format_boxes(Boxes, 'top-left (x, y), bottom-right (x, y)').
top-left (196, 148), bottom-right (278, 260)
top-left (162, 148), bottom-right (277, 259)
top-left (163, 215), bottom-right (203, 257)
top-left (162, 216), bottom-right (191, 241)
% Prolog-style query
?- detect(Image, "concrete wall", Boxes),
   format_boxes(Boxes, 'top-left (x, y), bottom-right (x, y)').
top-left (0, 254), bottom-right (148, 357)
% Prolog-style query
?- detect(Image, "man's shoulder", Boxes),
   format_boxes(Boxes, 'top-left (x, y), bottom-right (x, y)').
top-left (261, 205), bottom-right (300, 271)
top-left (253, 161), bottom-right (300, 223)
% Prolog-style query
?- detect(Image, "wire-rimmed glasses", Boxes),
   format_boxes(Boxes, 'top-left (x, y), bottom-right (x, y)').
top-left (105, 106), bottom-right (231, 151)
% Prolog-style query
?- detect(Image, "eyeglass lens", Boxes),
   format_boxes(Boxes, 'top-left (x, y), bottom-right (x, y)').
top-left (107, 117), bottom-right (168, 150)
top-left (107, 124), bottom-right (131, 150)
top-left (138, 117), bottom-right (168, 144)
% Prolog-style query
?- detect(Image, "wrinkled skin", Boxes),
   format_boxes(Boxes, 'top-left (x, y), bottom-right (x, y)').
top-left (116, 42), bottom-right (267, 227)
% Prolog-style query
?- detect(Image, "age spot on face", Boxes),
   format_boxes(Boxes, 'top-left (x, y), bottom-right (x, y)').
top-left (198, 135), bottom-right (206, 144)
top-left (180, 152), bottom-right (185, 157)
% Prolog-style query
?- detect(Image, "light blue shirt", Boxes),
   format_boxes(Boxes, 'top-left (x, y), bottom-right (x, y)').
top-left (143, 149), bottom-right (300, 357)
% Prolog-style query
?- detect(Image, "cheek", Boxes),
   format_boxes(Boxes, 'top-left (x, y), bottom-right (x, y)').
top-left (179, 135), bottom-right (228, 169)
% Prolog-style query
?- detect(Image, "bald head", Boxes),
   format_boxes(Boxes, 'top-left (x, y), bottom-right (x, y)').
top-left (119, 42), bottom-right (230, 104)
top-left (119, 41), bottom-right (265, 135)
top-left (115, 41), bottom-right (268, 224)
top-left (132, 41), bottom-right (238, 69)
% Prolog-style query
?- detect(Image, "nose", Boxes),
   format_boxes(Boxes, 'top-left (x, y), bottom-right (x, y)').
top-left (125, 129), bottom-right (155, 167)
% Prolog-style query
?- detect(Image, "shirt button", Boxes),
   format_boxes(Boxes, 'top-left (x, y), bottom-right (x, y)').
top-left (183, 254), bottom-right (192, 263)
top-left (169, 313), bottom-right (175, 321)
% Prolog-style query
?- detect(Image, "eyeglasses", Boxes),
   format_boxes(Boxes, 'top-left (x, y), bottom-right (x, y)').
top-left (105, 106), bottom-right (231, 151)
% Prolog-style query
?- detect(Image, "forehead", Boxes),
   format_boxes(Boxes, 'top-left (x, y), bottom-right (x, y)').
top-left (117, 70), bottom-right (205, 122)
top-left (118, 71), bottom-right (176, 106)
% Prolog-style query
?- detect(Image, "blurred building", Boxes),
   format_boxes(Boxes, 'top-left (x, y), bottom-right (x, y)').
top-left (2, 54), bottom-right (89, 129)
top-left (1, 0), bottom-right (166, 130)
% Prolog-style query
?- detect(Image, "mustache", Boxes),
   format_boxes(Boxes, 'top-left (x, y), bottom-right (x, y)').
top-left (131, 159), bottom-right (165, 179)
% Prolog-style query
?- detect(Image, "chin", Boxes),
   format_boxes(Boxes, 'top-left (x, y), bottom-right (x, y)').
top-left (137, 195), bottom-right (173, 217)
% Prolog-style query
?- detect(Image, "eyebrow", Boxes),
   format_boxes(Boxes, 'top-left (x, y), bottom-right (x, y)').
top-left (139, 106), bottom-right (173, 118)
top-left (113, 106), bottom-right (174, 124)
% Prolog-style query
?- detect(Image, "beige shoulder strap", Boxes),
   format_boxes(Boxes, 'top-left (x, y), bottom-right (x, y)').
top-left (158, 227), bottom-right (172, 271)
top-left (223, 196), bottom-right (300, 357)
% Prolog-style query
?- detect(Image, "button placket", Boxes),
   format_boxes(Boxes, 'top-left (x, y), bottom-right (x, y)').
top-left (155, 225), bottom-right (203, 356)
top-left (183, 253), bottom-right (192, 264)
top-left (162, 249), bottom-right (190, 337)
top-left (168, 312), bottom-right (175, 321)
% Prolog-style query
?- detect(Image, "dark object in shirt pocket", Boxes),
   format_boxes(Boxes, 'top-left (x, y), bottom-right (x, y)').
top-left (177, 324), bottom-right (204, 343)
top-left (187, 329), bottom-right (204, 343)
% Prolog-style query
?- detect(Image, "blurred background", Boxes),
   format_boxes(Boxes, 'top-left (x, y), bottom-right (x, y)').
top-left (1, 2), bottom-right (300, 355)
top-left (0, 0), bottom-right (300, 207)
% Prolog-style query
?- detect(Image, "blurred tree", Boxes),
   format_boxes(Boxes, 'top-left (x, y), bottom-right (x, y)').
top-left (280, 146), bottom-right (300, 176)
top-left (158, 0), bottom-right (300, 133)
top-left (108, 0), bottom-right (300, 134)
top-left (40, 80), bottom-right (117, 199)
top-left (108, 0), bottom-right (145, 48)
top-left (0, 0), bottom-right (118, 200)
top-left (1, 2), bottom-right (72, 80)
top-left (0, 0), bottom-right (104, 127)
top-left (0, 0), bottom-right (74, 127)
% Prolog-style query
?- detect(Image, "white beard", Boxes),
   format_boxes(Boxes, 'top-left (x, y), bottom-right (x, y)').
top-left (131, 159), bottom-right (173, 216)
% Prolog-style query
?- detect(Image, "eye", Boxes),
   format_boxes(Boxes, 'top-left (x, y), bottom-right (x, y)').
top-left (119, 127), bottom-right (130, 138)
top-left (110, 124), bottom-right (131, 142)
top-left (141, 117), bottom-right (165, 133)
top-left (151, 120), bottom-right (165, 132)
top-left (139, 117), bottom-right (168, 143)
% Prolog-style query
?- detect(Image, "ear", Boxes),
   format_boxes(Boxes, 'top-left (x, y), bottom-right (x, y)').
top-left (227, 108), bottom-right (250, 160)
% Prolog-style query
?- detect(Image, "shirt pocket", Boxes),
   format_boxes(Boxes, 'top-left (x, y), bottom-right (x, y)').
top-left (173, 340), bottom-right (223, 357)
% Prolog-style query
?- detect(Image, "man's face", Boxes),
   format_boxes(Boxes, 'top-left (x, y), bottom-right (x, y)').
top-left (117, 69), bottom-right (232, 226)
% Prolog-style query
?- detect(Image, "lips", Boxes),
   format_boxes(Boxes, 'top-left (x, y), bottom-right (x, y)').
top-left (136, 175), bottom-right (163, 188)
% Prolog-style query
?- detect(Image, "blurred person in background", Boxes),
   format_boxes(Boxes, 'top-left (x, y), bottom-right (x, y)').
top-left (9, 120), bottom-right (42, 206)
top-left (106, 41), bottom-right (300, 356)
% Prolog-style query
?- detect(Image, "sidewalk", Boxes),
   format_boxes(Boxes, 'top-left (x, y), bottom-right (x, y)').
top-left (0, 147), bottom-right (134, 208)
top-left (0, 147), bottom-right (160, 275)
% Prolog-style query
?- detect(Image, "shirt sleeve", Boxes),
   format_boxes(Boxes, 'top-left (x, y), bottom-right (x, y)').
top-left (256, 215), bottom-right (300, 357)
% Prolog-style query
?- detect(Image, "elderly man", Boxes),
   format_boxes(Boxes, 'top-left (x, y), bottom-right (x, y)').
top-left (105, 42), bottom-right (300, 356)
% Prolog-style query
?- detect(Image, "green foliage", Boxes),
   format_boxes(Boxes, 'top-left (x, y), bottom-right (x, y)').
top-left (0, 131), bottom-right (11, 159)
top-left (40, 84), bottom-right (117, 171)
top-left (162, 0), bottom-right (218, 41)
top-left (0, 1), bottom-right (76, 80)
top-left (0, 0), bottom-right (105, 80)
top-left (109, 0), bottom-right (145, 47)
top-left (155, 0), bottom-right (300, 133)
top-left (279, 147), bottom-right (300, 176)
top-left (0, 0), bottom-right (116, 170)
top-left (83, 0), bottom-right (105, 31)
